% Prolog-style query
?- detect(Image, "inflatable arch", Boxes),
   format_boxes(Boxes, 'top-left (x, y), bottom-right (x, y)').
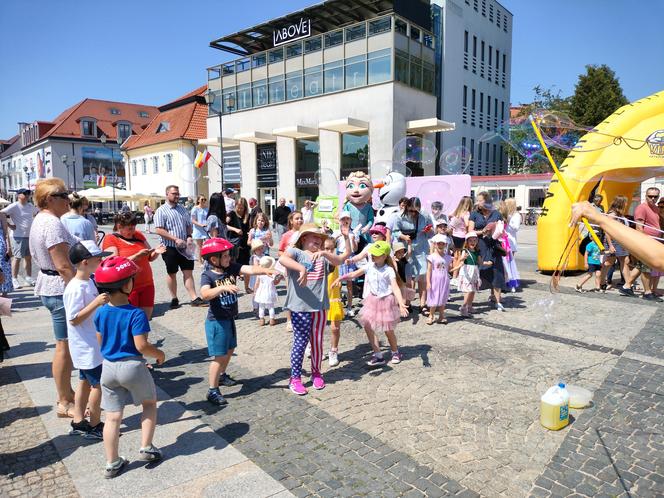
top-left (538, 90), bottom-right (664, 271)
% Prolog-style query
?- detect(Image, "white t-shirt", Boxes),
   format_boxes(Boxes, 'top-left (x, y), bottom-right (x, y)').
top-left (63, 278), bottom-right (103, 370)
top-left (332, 229), bottom-right (357, 254)
top-left (364, 262), bottom-right (396, 298)
top-left (301, 206), bottom-right (314, 223)
top-left (1, 202), bottom-right (38, 238)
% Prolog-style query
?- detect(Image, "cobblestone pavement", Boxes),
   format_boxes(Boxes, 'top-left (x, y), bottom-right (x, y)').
top-left (1, 226), bottom-right (663, 497)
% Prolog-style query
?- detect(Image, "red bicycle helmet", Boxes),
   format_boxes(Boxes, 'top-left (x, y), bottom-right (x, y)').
top-left (201, 237), bottom-right (234, 259)
top-left (95, 256), bottom-right (139, 288)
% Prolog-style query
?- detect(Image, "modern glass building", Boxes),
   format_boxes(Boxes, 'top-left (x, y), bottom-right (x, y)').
top-left (203, 0), bottom-right (511, 214)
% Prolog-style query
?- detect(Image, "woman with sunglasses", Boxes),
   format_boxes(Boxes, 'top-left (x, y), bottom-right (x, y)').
top-left (29, 179), bottom-right (78, 418)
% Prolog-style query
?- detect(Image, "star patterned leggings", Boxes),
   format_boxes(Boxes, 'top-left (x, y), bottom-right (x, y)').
top-left (290, 310), bottom-right (327, 379)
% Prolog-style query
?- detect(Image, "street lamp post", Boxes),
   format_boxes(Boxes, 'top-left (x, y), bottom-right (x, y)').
top-left (61, 154), bottom-right (70, 189)
top-left (205, 90), bottom-right (235, 190)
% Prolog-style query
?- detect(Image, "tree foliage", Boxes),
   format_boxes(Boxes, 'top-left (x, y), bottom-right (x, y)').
top-left (568, 65), bottom-right (629, 128)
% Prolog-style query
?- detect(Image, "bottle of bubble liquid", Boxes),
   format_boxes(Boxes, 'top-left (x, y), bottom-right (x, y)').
top-left (540, 382), bottom-right (570, 431)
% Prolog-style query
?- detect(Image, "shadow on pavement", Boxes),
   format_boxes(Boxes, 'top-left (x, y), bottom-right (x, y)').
top-left (0, 405), bottom-right (52, 430)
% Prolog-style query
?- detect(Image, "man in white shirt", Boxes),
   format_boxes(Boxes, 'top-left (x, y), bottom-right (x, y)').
top-left (223, 188), bottom-right (236, 213)
top-left (1, 189), bottom-right (38, 288)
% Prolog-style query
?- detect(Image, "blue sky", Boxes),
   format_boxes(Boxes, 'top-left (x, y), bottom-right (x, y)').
top-left (1, 0), bottom-right (662, 139)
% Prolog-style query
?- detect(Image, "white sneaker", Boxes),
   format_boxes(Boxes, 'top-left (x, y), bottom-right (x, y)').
top-left (495, 303), bottom-right (505, 312)
top-left (24, 276), bottom-right (36, 286)
top-left (305, 343), bottom-right (311, 358)
top-left (450, 278), bottom-right (459, 287)
top-left (347, 308), bottom-right (356, 317)
top-left (12, 278), bottom-right (21, 289)
top-left (328, 350), bottom-right (339, 367)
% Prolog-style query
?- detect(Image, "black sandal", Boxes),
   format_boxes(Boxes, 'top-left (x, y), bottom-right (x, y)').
top-left (421, 306), bottom-right (430, 317)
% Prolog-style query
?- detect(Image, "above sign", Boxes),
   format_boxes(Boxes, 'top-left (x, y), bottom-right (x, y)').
top-left (273, 18), bottom-right (312, 47)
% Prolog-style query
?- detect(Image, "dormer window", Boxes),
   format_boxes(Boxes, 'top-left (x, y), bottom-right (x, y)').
top-left (110, 108), bottom-right (121, 115)
top-left (81, 119), bottom-right (96, 137)
top-left (138, 111), bottom-right (149, 118)
top-left (117, 122), bottom-right (132, 142)
top-left (156, 122), bottom-right (170, 133)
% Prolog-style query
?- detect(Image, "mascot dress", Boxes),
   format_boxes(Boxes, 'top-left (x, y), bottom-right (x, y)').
top-left (342, 171), bottom-right (375, 250)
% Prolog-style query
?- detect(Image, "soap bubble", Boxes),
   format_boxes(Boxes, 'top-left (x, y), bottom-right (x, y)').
top-left (531, 295), bottom-right (558, 332)
top-left (180, 166), bottom-right (202, 185)
top-left (315, 168), bottom-right (339, 197)
top-left (416, 179), bottom-right (452, 214)
top-left (371, 160), bottom-right (412, 180)
top-left (393, 136), bottom-right (437, 167)
top-left (439, 146), bottom-right (472, 175)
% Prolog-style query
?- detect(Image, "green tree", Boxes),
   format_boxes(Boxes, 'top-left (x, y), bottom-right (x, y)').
top-left (568, 65), bottom-right (629, 128)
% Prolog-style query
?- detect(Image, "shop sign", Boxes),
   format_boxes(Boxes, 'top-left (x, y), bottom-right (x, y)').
top-left (295, 171), bottom-right (319, 188)
top-left (273, 18), bottom-right (311, 47)
top-left (257, 144), bottom-right (277, 187)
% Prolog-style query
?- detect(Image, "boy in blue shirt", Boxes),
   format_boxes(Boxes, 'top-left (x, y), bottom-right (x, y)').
top-left (576, 240), bottom-right (602, 292)
top-left (94, 256), bottom-right (165, 478)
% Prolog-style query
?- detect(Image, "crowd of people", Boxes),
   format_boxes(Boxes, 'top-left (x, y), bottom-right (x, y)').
top-left (4, 175), bottom-right (664, 478)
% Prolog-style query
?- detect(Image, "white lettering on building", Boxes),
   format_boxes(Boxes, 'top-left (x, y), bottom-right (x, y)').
top-left (273, 18), bottom-right (312, 47)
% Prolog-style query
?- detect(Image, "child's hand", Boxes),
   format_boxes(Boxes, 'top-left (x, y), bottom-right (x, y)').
top-left (311, 251), bottom-right (324, 262)
top-left (399, 303), bottom-right (409, 317)
top-left (154, 349), bottom-right (165, 365)
top-left (94, 293), bottom-right (110, 307)
top-left (483, 261), bottom-right (493, 267)
top-left (331, 277), bottom-right (342, 288)
top-left (297, 268), bottom-right (308, 286)
top-left (221, 284), bottom-right (240, 294)
top-left (153, 244), bottom-right (167, 255)
top-left (345, 258), bottom-right (354, 266)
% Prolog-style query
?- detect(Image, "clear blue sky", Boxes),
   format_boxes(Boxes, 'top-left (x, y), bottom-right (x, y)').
top-left (1, 0), bottom-right (663, 139)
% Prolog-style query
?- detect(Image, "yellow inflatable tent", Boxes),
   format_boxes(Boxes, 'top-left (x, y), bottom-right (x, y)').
top-left (538, 90), bottom-right (664, 272)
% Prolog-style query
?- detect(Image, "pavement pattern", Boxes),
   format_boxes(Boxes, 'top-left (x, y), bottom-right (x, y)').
top-left (1, 226), bottom-right (663, 497)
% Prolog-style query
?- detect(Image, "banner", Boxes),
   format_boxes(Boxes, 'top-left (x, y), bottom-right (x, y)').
top-left (82, 147), bottom-right (124, 189)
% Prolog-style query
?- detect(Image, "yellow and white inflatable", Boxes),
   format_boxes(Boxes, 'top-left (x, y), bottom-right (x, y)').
top-left (538, 90), bottom-right (664, 271)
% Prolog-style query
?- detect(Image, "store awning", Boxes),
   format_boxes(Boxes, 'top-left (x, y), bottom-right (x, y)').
top-left (406, 118), bottom-right (456, 134)
top-left (318, 117), bottom-right (369, 133)
top-left (233, 131), bottom-right (276, 144)
top-left (198, 137), bottom-right (240, 148)
top-left (272, 125), bottom-right (319, 139)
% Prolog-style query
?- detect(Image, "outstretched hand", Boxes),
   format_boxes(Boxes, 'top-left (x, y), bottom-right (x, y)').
top-left (297, 268), bottom-right (308, 286)
top-left (570, 201), bottom-right (600, 227)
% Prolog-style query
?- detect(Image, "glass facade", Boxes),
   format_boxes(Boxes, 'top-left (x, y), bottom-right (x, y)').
top-left (341, 133), bottom-right (369, 179)
top-left (296, 139), bottom-right (320, 205)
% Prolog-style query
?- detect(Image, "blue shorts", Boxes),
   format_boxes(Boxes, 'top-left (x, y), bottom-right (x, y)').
top-left (205, 319), bottom-right (237, 357)
top-left (79, 364), bottom-right (103, 387)
top-left (40, 295), bottom-right (67, 341)
top-left (587, 263), bottom-right (602, 273)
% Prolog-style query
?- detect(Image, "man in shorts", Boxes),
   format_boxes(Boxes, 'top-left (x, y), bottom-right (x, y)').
top-left (1, 188), bottom-right (38, 288)
top-left (154, 185), bottom-right (205, 309)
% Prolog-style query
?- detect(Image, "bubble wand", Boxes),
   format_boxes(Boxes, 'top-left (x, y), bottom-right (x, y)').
top-left (529, 116), bottom-right (605, 251)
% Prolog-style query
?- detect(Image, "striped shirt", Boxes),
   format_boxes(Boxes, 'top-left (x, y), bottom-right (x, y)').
top-left (154, 203), bottom-right (192, 248)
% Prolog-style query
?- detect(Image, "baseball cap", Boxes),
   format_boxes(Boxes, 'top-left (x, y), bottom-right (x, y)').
top-left (338, 211), bottom-right (351, 219)
top-left (368, 240), bottom-right (391, 257)
top-left (69, 240), bottom-right (112, 265)
top-left (430, 233), bottom-right (450, 245)
top-left (434, 217), bottom-right (448, 227)
top-left (17, 188), bottom-right (31, 196)
top-left (465, 231), bottom-right (479, 240)
top-left (224, 188), bottom-right (236, 194)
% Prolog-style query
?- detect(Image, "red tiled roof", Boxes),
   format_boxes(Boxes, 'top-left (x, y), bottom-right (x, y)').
top-left (36, 99), bottom-right (159, 144)
top-left (123, 87), bottom-right (208, 151)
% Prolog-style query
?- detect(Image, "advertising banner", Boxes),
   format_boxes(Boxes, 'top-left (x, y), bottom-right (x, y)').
top-left (82, 147), bottom-right (124, 189)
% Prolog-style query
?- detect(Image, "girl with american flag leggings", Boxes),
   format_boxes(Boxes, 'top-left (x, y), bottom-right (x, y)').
top-left (278, 223), bottom-right (350, 396)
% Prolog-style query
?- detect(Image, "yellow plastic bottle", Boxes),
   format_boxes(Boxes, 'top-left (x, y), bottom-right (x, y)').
top-left (540, 383), bottom-right (570, 430)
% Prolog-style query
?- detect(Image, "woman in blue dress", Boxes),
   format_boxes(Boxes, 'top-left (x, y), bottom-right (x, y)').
top-left (0, 213), bottom-right (14, 296)
top-left (393, 197), bottom-right (432, 315)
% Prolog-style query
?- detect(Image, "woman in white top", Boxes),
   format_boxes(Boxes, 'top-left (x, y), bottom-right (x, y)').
top-left (503, 198), bottom-right (521, 253)
top-left (300, 200), bottom-right (317, 224)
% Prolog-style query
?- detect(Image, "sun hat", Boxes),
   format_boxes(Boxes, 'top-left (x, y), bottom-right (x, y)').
top-left (465, 231), bottom-right (479, 239)
top-left (368, 240), bottom-right (391, 257)
top-left (369, 224), bottom-right (387, 236)
top-left (392, 241), bottom-right (407, 254)
top-left (434, 217), bottom-right (448, 227)
top-left (430, 234), bottom-right (450, 245)
top-left (250, 239), bottom-right (265, 251)
top-left (69, 240), bottom-right (112, 265)
top-left (292, 223), bottom-right (328, 247)
top-left (259, 255), bottom-right (275, 269)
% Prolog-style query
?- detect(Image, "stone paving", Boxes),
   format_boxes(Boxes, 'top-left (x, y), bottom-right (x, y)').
top-left (1, 226), bottom-right (663, 497)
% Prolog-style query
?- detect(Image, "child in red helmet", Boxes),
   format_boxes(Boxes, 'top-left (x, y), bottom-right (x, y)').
top-left (94, 256), bottom-right (165, 478)
top-left (199, 237), bottom-right (275, 406)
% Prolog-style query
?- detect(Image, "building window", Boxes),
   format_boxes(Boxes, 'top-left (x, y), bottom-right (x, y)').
top-left (395, 49), bottom-right (409, 84)
top-left (118, 123), bottom-right (131, 142)
top-left (286, 71), bottom-right (303, 101)
top-left (304, 36), bottom-right (322, 53)
top-left (296, 139), bottom-right (320, 206)
top-left (252, 53), bottom-right (267, 68)
top-left (410, 26), bottom-right (421, 42)
top-left (324, 60), bottom-right (344, 94)
top-left (269, 75), bottom-right (285, 104)
top-left (472, 36), bottom-right (477, 57)
top-left (286, 42), bottom-right (303, 59)
top-left (252, 79), bottom-right (268, 107)
top-left (367, 49), bottom-right (391, 84)
top-left (152, 156), bottom-right (159, 174)
top-left (324, 29), bottom-right (343, 48)
top-left (165, 154), bottom-right (173, 172)
top-left (110, 108), bottom-right (120, 115)
top-left (470, 139), bottom-right (475, 167)
top-left (81, 120), bottom-right (95, 136)
top-left (141, 159), bottom-right (147, 175)
top-left (304, 66), bottom-right (323, 97)
top-left (131, 160), bottom-right (137, 176)
top-left (341, 133), bottom-right (369, 178)
top-left (463, 85), bottom-right (468, 124)
top-left (345, 23), bottom-right (366, 42)
top-left (395, 18), bottom-right (407, 36)
top-left (268, 48), bottom-right (284, 64)
top-left (156, 122), bottom-right (170, 133)
top-left (464, 31), bottom-right (469, 53)
top-left (369, 17), bottom-right (391, 36)
top-left (222, 62), bottom-right (235, 75)
top-left (410, 56), bottom-right (423, 90)
top-left (345, 54), bottom-right (366, 89)
top-left (139, 111), bottom-right (149, 118)
top-left (422, 61), bottom-right (434, 94)
top-left (208, 67), bottom-right (221, 80)
top-left (237, 84), bottom-right (252, 110)
top-left (222, 87), bottom-right (237, 114)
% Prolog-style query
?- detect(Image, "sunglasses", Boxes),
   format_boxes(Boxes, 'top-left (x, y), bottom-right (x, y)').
top-left (50, 192), bottom-right (69, 199)
top-left (647, 195), bottom-right (659, 199)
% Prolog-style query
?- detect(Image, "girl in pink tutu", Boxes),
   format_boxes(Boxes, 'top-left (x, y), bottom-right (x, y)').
top-left (334, 240), bottom-right (409, 367)
top-left (426, 234), bottom-right (452, 325)
top-left (452, 232), bottom-right (483, 318)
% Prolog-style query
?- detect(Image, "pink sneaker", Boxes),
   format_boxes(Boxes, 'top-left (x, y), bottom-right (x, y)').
top-left (289, 377), bottom-right (308, 395)
top-left (311, 374), bottom-right (325, 390)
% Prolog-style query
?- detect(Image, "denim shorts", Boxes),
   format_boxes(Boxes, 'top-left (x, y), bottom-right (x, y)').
top-left (79, 364), bottom-right (103, 387)
top-left (40, 295), bottom-right (68, 341)
top-left (205, 319), bottom-right (237, 357)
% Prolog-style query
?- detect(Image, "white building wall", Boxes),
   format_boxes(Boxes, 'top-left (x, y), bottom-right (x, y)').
top-left (435, 0), bottom-right (512, 176)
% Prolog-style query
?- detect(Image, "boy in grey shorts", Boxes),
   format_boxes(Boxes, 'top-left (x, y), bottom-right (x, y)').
top-left (94, 256), bottom-right (166, 478)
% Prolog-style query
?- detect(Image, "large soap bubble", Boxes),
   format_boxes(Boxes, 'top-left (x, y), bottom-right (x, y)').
top-left (180, 165), bottom-right (202, 185)
top-left (371, 160), bottom-right (412, 180)
top-left (439, 146), bottom-right (472, 175)
top-left (315, 168), bottom-right (340, 196)
top-left (392, 136), bottom-right (437, 167)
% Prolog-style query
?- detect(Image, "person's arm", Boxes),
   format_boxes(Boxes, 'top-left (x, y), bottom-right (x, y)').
top-left (426, 258), bottom-right (432, 290)
top-left (572, 201), bottom-right (664, 270)
top-left (332, 266), bottom-right (367, 288)
top-left (49, 243), bottom-right (75, 284)
top-left (348, 245), bottom-right (369, 265)
top-left (191, 209), bottom-right (205, 228)
top-left (69, 293), bottom-right (109, 326)
top-left (468, 218), bottom-right (476, 232)
top-left (0, 214), bottom-right (11, 257)
top-left (451, 250), bottom-right (466, 272)
top-left (317, 233), bottom-right (351, 266)
top-left (239, 264), bottom-right (275, 276)
top-left (133, 334), bottom-right (165, 364)
top-left (154, 227), bottom-right (180, 244)
top-left (278, 250), bottom-right (308, 286)
top-left (633, 206), bottom-right (645, 232)
top-left (389, 277), bottom-right (409, 317)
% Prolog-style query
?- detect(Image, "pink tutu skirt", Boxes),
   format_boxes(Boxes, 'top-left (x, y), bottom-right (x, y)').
top-left (358, 293), bottom-right (401, 332)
